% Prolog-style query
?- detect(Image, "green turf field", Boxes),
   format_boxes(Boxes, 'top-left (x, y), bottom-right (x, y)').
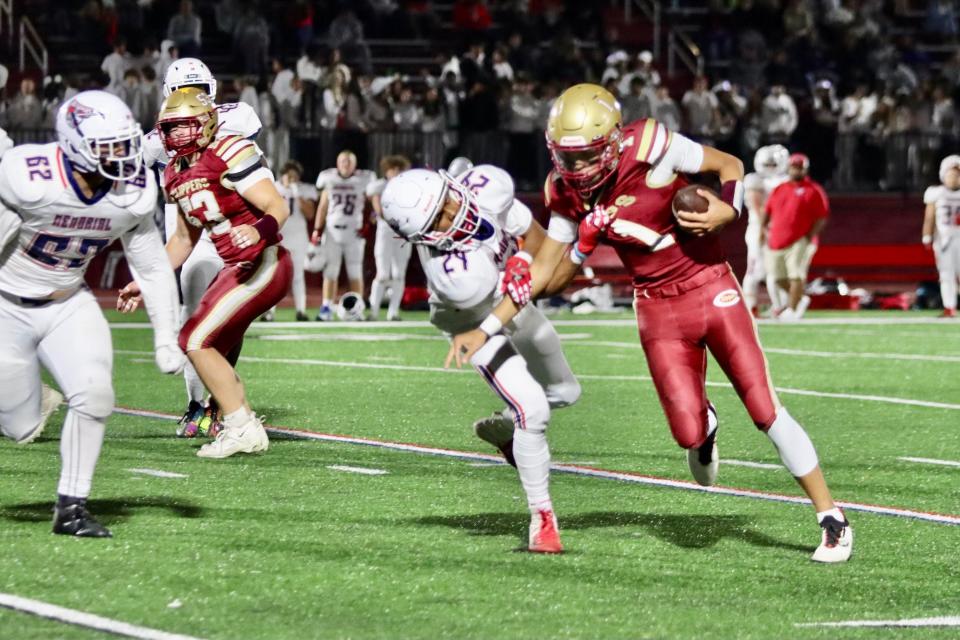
top-left (1, 310), bottom-right (958, 639)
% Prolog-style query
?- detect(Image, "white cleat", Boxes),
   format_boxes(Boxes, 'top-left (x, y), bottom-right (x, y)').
top-left (687, 404), bottom-right (719, 486)
top-left (795, 294), bottom-right (811, 319)
top-left (18, 385), bottom-right (64, 445)
top-left (812, 514), bottom-right (853, 563)
top-left (197, 415), bottom-right (269, 459)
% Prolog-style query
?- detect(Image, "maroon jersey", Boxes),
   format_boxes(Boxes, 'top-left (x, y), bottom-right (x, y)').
top-left (164, 135), bottom-right (270, 265)
top-left (545, 118), bottom-right (724, 288)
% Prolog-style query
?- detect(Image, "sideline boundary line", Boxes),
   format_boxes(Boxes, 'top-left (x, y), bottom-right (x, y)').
top-left (0, 593), bottom-right (203, 640)
top-left (796, 616), bottom-right (960, 628)
top-left (114, 407), bottom-right (960, 527)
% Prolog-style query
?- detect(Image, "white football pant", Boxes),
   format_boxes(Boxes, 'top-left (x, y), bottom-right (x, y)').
top-left (935, 238), bottom-right (960, 310)
top-left (322, 231), bottom-right (365, 283)
top-left (741, 218), bottom-right (766, 311)
top-left (507, 304), bottom-right (582, 409)
top-left (0, 289), bottom-right (112, 498)
top-left (470, 333), bottom-right (553, 512)
top-left (280, 219), bottom-right (309, 314)
top-left (370, 224), bottom-right (411, 320)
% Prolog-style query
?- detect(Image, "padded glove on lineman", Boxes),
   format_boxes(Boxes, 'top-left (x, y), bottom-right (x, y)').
top-left (571, 207), bottom-right (612, 264)
top-left (500, 251), bottom-right (533, 305)
top-left (155, 343), bottom-right (187, 375)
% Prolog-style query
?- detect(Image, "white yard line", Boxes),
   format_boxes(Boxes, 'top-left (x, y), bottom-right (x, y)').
top-left (327, 465), bottom-right (388, 475)
top-left (113, 406), bottom-right (960, 527)
top-left (796, 616), bottom-right (960, 628)
top-left (0, 593), bottom-right (204, 640)
top-left (115, 350), bottom-right (960, 412)
top-left (128, 468), bottom-right (188, 479)
top-left (898, 456), bottom-right (960, 468)
top-left (723, 460), bottom-right (783, 470)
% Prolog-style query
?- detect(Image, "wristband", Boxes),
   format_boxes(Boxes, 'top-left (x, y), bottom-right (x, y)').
top-left (570, 247), bottom-right (588, 265)
top-left (922, 234), bottom-right (933, 245)
top-left (253, 215), bottom-right (280, 245)
top-left (720, 180), bottom-right (744, 218)
top-left (478, 314), bottom-right (503, 337)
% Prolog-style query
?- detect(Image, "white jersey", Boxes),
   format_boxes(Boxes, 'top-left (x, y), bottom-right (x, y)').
top-left (316, 168), bottom-right (377, 237)
top-left (923, 184), bottom-right (960, 247)
top-left (744, 172), bottom-right (788, 218)
top-left (0, 143), bottom-right (159, 298)
top-left (277, 180), bottom-right (316, 244)
top-left (419, 164), bottom-right (534, 335)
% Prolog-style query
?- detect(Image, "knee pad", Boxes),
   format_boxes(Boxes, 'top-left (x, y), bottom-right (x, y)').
top-left (70, 383), bottom-right (115, 420)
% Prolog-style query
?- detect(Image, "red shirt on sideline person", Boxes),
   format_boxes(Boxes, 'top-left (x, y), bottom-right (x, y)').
top-left (765, 173), bottom-right (829, 250)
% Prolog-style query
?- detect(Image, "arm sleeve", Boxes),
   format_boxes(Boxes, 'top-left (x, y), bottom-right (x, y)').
top-left (546, 213), bottom-right (578, 243)
top-left (658, 130), bottom-right (706, 174)
top-left (121, 216), bottom-right (181, 349)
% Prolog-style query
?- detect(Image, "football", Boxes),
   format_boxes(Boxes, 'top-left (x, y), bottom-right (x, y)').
top-left (672, 185), bottom-right (714, 215)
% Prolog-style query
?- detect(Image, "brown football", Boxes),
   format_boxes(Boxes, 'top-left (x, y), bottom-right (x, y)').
top-left (672, 184), bottom-right (714, 215)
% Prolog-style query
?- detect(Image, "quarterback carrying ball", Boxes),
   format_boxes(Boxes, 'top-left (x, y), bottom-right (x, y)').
top-left (449, 83), bottom-right (853, 563)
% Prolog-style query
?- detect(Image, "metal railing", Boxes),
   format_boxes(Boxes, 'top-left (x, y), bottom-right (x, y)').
top-left (0, 0), bottom-right (12, 49)
top-left (19, 16), bottom-right (48, 75)
top-left (667, 27), bottom-right (703, 78)
top-left (620, 0), bottom-right (661, 61)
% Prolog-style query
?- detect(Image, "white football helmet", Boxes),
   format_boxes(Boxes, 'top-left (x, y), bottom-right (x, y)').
top-left (380, 168), bottom-right (484, 251)
top-left (304, 241), bottom-right (326, 273)
top-left (447, 156), bottom-right (474, 177)
top-left (336, 292), bottom-right (367, 321)
top-left (939, 154), bottom-right (960, 184)
top-left (163, 58), bottom-right (218, 100)
top-left (56, 90), bottom-right (143, 182)
top-left (754, 144), bottom-right (789, 177)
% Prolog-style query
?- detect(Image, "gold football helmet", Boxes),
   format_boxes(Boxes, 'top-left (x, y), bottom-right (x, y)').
top-left (545, 83), bottom-right (623, 194)
top-left (156, 87), bottom-right (218, 156)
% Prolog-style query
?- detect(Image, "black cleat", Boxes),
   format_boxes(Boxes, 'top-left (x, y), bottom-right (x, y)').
top-left (52, 503), bottom-right (112, 538)
top-left (295, 311), bottom-right (310, 321)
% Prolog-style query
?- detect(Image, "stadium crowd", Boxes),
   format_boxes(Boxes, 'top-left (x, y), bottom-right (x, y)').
top-left (1, 1), bottom-right (959, 189)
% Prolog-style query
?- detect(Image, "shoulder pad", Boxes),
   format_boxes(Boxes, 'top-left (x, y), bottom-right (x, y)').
top-left (210, 135), bottom-right (260, 171)
top-left (743, 172), bottom-right (764, 191)
top-left (316, 168), bottom-right (338, 190)
top-left (366, 177), bottom-right (386, 197)
top-left (216, 102), bottom-right (263, 140)
top-left (109, 167), bottom-right (158, 217)
top-left (0, 144), bottom-right (63, 208)
top-left (923, 185), bottom-right (942, 205)
top-left (463, 165), bottom-right (514, 216)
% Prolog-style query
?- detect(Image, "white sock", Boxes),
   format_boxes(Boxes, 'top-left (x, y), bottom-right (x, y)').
top-left (292, 269), bottom-right (306, 314)
top-left (941, 275), bottom-right (958, 310)
top-left (513, 428), bottom-right (553, 513)
top-left (221, 408), bottom-right (252, 430)
top-left (369, 278), bottom-right (386, 318)
top-left (57, 411), bottom-right (105, 498)
top-left (766, 407), bottom-right (819, 477)
top-left (321, 298), bottom-right (332, 309)
top-left (766, 274), bottom-right (784, 309)
top-left (387, 279), bottom-right (404, 318)
top-left (184, 362), bottom-right (205, 404)
top-left (742, 274), bottom-right (758, 310)
top-left (816, 506), bottom-right (846, 524)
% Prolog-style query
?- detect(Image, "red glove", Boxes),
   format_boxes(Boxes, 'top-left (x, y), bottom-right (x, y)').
top-left (571, 207), bottom-right (611, 264)
top-left (500, 251), bottom-right (533, 306)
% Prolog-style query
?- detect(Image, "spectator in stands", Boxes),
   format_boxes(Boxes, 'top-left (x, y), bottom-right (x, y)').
top-left (233, 5), bottom-right (270, 76)
top-left (322, 65), bottom-right (362, 130)
top-left (235, 76), bottom-right (261, 120)
top-left (328, 9), bottom-right (372, 75)
top-left (421, 87), bottom-right (446, 133)
top-left (621, 76), bottom-right (652, 125)
top-left (156, 40), bottom-right (178, 83)
top-left (361, 76), bottom-right (394, 131)
top-left (215, 0), bottom-right (241, 35)
top-left (290, 0), bottom-right (315, 52)
top-left (272, 71), bottom-right (302, 170)
top-left (452, 0), bottom-right (492, 34)
top-left (2, 78), bottom-right (44, 130)
top-left (460, 78), bottom-right (499, 132)
top-left (459, 42), bottom-right (488, 89)
top-left (763, 153), bottom-right (829, 320)
top-left (116, 68), bottom-right (144, 122)
top-left (760, 84), bottom-right (798, 144)
top-left (713, 80), bottom-right (747, 152)
top-left (682, 75), bottom-right (719, 142)
top-left (650, 85), bottom-right (681, 132)
top-left (167, 0), bottom-right (202, 57)
top-left (807, 79), bottom-right (840, 182)
top-left (506, 73), bottom-right (540, 190)
top-left (633, 51), bottom-right (661, 92)
top-left (138, 66), bottom-right (161, 131)
top-left (393, 86), bottom-right (423, 131)
top-left (297, 46), bottom-right (324, 129)
top-left (505, 32), bottom-right (533, 75)
top-left (101, 38), bottom-right (131, 94)
top-left (602, 50), bottom-right (629, 87)
top-left (492, 47), bottom-right (514, 82)
top-left (782, 0), bottom-right (817, 47)
top-left (931, 85), bottom-right (957, 135)
top-left (440, 70), bottom-right (463, 130)
top-left (925, 0), bottom-right (959, 42)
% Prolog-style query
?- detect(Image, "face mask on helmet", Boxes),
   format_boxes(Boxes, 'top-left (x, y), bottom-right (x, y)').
top-left (416, 172), bottom-right (486, 251)
top-left (87, 134), bottom-right (143, 181)
top-left (547, 128), bottom-right (622, 194)
top-left (159, 114), bottom-right (213, 156)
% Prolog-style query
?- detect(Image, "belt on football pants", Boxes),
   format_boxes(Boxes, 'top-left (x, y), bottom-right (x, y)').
top-left (0, 287), bottom-right (78, 307)
top-left (633, 263), bottom-right (731, 300)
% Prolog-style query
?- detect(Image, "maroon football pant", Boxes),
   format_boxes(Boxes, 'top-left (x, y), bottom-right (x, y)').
top-left (633, 264), bottom-right (779, 450)
top-left (179, 245), bottom-right (292, 355)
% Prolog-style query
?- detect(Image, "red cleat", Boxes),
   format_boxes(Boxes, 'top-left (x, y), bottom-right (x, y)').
top-left (528, 509), bottom-right (564, 554)
top-left (940, 308), bottom-right (957, 318)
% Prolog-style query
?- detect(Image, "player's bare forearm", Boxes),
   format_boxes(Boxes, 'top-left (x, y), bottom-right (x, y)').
top-left (541, 252), bottom-right (580, 296)
top-left (700, 145), bottom-right (745, 183)
top-left (519, 220), bottom-right (546, 256)
top-left (807, 217), bottom-right (827, 241)
top-left (922, 204), bottom-right (936, 241)
top-left (243, 178), bottom-right (290, 228)
top-left (166, 211), bottom-right (199, 270)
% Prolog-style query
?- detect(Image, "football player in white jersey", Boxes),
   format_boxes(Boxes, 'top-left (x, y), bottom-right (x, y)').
top-left (312, 150), bottom-right (377, 320)
top-left (143, 58), bottom-right (263, 436)
top-left (0, 91), bottom-right (184, 537)
top-left (266, 160), bottom-right (315, 321)
top-left (380, 165), bottom-right (581, 554)
top-left (368, 154), bottom-right (412, 321)
top-left (922, 154), bottom-right (960, 318)
top-left (742, 144), bottom-right (789, 315)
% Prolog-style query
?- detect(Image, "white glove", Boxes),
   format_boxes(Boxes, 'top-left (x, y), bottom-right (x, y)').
top-left (155, 343), bottom-right (186, 375)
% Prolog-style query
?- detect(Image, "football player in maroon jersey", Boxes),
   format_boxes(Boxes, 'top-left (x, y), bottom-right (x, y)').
top-left (449, 84), bottom-right (852, 562)
top-left (119, 88), bottom-right (292, 458)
